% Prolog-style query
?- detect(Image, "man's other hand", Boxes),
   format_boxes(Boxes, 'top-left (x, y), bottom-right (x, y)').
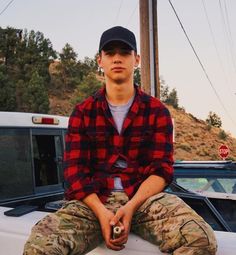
top-left (97, 207), bottom-right (125, 251)
top-left (109, 202), bottom-right (135, 248)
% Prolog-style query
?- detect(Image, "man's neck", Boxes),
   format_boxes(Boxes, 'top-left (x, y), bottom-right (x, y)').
top-left (105, 80), bottom-right (135, 105)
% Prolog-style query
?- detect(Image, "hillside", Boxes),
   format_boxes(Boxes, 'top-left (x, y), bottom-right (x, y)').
top-left (168, 106), bottom-right (236, 161)
top-left (49, 91), bottom-right (236, 161)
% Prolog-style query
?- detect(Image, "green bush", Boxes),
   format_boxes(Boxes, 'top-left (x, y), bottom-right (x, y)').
top-left (206, 111), bottom-right (222, 128)
top-left (218, 130), bottom-right (227, 140)
top-left (72, 73), bottom-right (102, 104)
top-left (160, 79), bottom-right (179, 109)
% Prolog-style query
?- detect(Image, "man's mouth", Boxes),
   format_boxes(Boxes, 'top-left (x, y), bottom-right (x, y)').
top-left (111, 67), bottom-right (125, 71)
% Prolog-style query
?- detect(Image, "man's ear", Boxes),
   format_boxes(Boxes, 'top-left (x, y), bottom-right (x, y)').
top-left (97, 53), bottom-right (102, 67)
top-left (135, 54), bottom-right (140, 67)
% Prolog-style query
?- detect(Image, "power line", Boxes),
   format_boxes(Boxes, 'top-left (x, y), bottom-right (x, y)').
top-left (223, 0), bottom-right (234, 44)
top-left (201, 0), bottom-right (225, 74)
top-left (114, 0), bottom-right (124, 25)
top-left (126, 1), bottom-right (139, 26)
top-left (168, 0), bottom-right (236, 127)
top-left (0, 0), bottom-right (15, 16)
top-left (201, 0), bottom-right (235, 98)
top-left (218, 0), bottom-right (236, 75)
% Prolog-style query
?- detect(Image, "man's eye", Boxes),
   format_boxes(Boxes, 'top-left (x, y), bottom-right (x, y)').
top-left (105, 51), bottom-right (115, 55)
top-left (120, 49), bottom-right (132, 55)
top-left (104, 49), bottom-right (131, 56)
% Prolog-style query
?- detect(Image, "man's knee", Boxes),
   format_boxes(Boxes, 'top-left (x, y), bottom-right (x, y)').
top-left (179, 220), bottom-right (217, 254)
top-left (23, 234), bottom-right (69, 255)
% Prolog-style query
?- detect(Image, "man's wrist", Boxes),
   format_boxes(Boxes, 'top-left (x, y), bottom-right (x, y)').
top-left (124, 200), bottom-right (139, 213)
top-left (83, 193), bottom-right (107, 218)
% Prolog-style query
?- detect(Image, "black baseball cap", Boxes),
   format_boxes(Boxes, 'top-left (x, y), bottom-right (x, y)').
top-left (99, 26), bottom-right (137, 53)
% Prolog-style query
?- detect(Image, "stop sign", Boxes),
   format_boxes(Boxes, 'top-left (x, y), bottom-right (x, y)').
top-left (219, 144), bottom-right (229, 160)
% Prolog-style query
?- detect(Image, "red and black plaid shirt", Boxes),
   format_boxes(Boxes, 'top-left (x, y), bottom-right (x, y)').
top-left (64, 85), bottom-right (173, 203)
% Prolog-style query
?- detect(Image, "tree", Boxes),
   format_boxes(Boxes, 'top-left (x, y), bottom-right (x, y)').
top-left (165, 88), bottom-right (179, 109)
top-left (160, 78), bottom-right (179, 108)
top-left (160, 78), bottom-right (169, 102)
top-left (51, 47), bottom-right (100, 92)
top-left (15, 79), bottom-right (26, 112)
top-left (1, 27), bottom-right (57, 112)
top-left (83, 55), bottom-right (98, 73)
top-left (1, 27), bottom-right (56, 99)
top-left (0, 67), bottom-right (16, 111)
top-left (77, 55), bottom-right (99, 82)
top-left (17, 30), bottom-right (56, 85)
top-left (72, 73), bottom-right (102, 103)
top-left (21, 71), bottom-right (49, 113)
top-left (218, 130), bottom-right (227, 140)
top-left (52, 43), bottom-right (80, 90)
top-left (59, 43), bottom-right (77, 63)
top-left (206, 111), bottom-right (222, 128)
top-left (0, 27), bottom-right (22, 68)
top-left (134, 67), bottom-right (141, 85)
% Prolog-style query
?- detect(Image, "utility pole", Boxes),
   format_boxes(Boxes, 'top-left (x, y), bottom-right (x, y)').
top-left (139, 0), bottom-right (160, 98)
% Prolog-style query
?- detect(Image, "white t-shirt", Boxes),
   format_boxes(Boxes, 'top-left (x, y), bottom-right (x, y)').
top-left (107, 94), bottom-right (135, 190)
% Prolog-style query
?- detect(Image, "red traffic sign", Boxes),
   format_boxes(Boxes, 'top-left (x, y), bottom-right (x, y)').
top-left (218, 144), bottom-right (229, 160)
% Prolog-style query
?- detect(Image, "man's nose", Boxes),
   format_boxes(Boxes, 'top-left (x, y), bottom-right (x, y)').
top-left (113, 59), bottom-right (122, 64)
top-left (113, 53), bottom-right (122, 64)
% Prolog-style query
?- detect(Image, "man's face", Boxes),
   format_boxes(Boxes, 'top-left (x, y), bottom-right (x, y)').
top-left (97, 41), bottom-right (140, 84)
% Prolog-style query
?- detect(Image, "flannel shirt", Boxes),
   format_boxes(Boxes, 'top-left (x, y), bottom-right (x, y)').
top-left (64, 85), bottom-right (174, 203)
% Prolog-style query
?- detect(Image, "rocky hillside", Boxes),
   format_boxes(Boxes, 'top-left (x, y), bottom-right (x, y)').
top-left (168, 106), bottom-right (236, 161)
top-left (49, 91), bottom-right (236, 161)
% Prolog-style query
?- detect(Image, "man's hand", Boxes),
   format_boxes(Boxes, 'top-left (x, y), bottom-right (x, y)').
top-left (83, 175), bottom-right (166, 251)
top-left (97, 207), bottom-right (125, 251)
top-left (109, 202), bottom-right (135, 248)
top-left (83, 193), bottom-right (125, 250)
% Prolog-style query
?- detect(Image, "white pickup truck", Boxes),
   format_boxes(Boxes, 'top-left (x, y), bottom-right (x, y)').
top-left (1, 112), bottom-right (236, 254)
top-left (0, 206), bottom-right (236, 255)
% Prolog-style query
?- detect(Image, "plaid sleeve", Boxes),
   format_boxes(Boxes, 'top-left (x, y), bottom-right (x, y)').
top-left (139, 105), bottom-right (174, 184)
top-left (63, 106), bottom-right (100, 201)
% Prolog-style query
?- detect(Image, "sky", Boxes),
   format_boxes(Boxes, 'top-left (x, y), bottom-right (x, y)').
top-left (1, 0), bottom-right (236, 139)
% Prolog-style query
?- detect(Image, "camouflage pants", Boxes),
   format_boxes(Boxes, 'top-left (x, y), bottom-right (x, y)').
top-left (23, 192), bottom-right (217, 255)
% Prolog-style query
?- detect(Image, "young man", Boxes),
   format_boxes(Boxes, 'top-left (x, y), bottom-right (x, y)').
top-left (24, 26), bottom-right (217, 255)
